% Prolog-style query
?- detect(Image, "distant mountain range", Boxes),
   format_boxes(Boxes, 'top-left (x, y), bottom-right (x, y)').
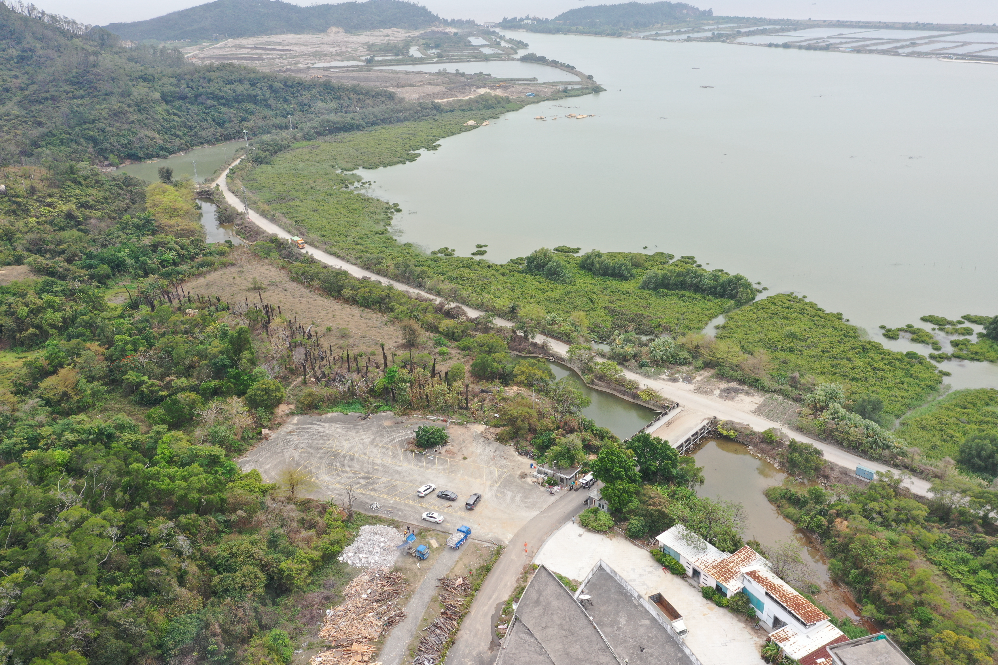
top-left (501, 1), bottom-right (712, 34)
top-left (105, 0), bottom-right (441, 42)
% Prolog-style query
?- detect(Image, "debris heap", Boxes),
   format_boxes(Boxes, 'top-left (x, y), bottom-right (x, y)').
top-left (338, 525), bottom-right (403, 569)
top-left (309, 568), bottom-right (407, 665)
top-left (412, 576), bottom-right (473, 665)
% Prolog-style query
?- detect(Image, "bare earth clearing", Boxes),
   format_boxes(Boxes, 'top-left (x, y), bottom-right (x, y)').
top-left (239, 413), bottom-right (558, 544)
top-left (184, 28), bottom-right (583, 101)
top-left (183, 247), bottom-right (406, 354)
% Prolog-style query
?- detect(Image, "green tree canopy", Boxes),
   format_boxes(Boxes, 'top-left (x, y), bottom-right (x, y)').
top-left (958, 432), bottom-right (998, 477)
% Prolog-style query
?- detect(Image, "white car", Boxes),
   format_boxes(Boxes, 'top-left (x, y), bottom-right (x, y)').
top-left (422, 511), bottom-right (444, 524)
top-left (417, 483), bottom-right (436, 497)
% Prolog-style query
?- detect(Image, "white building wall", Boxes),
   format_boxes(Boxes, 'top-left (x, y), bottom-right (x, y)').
top-left (742, 575), bottom-right (817, 634)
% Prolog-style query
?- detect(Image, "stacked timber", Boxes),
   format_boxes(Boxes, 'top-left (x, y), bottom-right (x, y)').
top-left (412, 576), bottom-right (473, 665)
top-left (309, 568), bottom-right (407, 665)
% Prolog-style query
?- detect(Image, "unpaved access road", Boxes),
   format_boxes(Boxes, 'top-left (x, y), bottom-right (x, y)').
top-left (445, 488), bottom-right (588, 665)
top-left (216, 163), bottom-right (932, 498)
top-left (238, 413), bottom-right (559, 544)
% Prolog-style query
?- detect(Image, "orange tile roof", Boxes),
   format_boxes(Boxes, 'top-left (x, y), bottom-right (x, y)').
top-left (703, 546), bottom-right (765, 587)
top-left (745, 569), bottom-right (828, 626)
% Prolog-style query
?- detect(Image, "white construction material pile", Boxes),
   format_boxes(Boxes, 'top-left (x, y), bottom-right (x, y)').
top-left (338, 525), bottom-right (403, 568)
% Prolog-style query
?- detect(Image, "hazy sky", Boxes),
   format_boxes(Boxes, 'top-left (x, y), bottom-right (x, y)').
top-left (35, 0), bottom-right (998, 28)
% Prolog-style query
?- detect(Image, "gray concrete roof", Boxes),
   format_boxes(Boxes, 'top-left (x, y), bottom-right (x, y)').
top-left (499, 620), bottom-right (556, 665)
top-left (495, 566), bottom-right (619, 665)
top-left (580, 566), bottom-right (699, 665)
top-left (827, 634), bottom-right (916, 665)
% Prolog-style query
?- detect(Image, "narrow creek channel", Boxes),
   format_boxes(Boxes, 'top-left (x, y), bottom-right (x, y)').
top-left (543, 360), bottom-right (864, 624)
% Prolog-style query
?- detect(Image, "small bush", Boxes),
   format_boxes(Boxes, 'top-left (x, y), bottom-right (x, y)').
top-left (415, 425), bottom-right (448, 449)
top-left (651, 549), bottom-right (686, 575)
top-left (579, 507), bottom-right (614, 533)
top-left (245, 379), bottom-right (285, 412)
top-left (626, 517), bottom-right (647, 539)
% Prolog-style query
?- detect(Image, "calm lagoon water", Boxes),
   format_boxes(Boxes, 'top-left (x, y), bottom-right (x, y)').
top-left (546, 360), bottom-right (654, 439)
top-left (117, 141), bottom-right (242, 184)
top-left (362, 33), bottom-right (998, 388)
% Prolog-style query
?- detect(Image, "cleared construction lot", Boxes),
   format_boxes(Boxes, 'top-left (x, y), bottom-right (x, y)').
top-left (239, 413), bottom-right (559, 543)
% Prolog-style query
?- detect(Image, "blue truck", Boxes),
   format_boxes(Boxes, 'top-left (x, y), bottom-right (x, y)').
top-left (856, 465), bottom-right (875, 481)
top-left (446, 525), bottom-right (472, 549)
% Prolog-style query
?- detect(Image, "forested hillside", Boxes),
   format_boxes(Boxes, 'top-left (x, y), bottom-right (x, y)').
top-left (500, 1), bottom-right (712, 34)
top-left (106, 0), bottom-right (440, 42)
top-left (0, 2), bottom-right (398, 165)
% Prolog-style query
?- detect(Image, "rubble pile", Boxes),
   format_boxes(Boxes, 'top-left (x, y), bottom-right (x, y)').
top-left (412, 576), bottom-right (473, 665)
top-left (338, 525), bottom-right (403, 568)
top-left (309, 568), bottom-right (407, 665)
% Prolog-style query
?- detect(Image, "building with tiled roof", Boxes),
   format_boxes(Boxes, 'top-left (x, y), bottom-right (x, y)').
top-left (656, 526), bottom-right (851, 665)
top-left (701, 545), bottom-right (766, 595)
top-left (743, 568), bottom-right (829, 626)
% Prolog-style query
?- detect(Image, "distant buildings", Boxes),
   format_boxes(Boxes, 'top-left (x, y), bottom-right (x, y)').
top-left (656, 525), bottom-right (850, 664)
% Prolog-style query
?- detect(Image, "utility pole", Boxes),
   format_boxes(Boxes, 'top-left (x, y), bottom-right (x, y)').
top-left (288, 115), bottom-right (293, 131)
top-left (192, 160), bottom-right (198, 182)
top-left (242, 129), bottom-right (249, 146)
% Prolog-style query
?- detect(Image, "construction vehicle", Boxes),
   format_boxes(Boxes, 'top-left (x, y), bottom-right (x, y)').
top-left (446, 525), bottom-right (472, 550)
top-left (290, 236), bottom-right (306, 250)
top-left (408, 544), bottom-right (429, 560)
top-left (649, 592), bottom-right (688, 637)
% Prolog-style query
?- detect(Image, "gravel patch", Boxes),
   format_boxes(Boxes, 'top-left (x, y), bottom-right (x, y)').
top-left (339, 525), bottom-right (405, 568)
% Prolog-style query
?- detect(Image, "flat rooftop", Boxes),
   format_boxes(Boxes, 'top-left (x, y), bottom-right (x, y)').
top-left (580, 565), bottom-right (698, 665)
top-left (496, 565), bottom-right (618, 665)
top-left (827, 634), bottom-right (916, 665)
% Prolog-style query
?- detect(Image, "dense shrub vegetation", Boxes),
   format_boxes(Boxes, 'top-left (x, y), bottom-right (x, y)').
top-left (0, 166), bottom-right (388, 663)
top-left (0, 2), bottom-right (405, 164)
top-left (895, 389), bottom-right (998, 463)
top-left (768, 478), bottom-right (998, 665)
top-left (716, 294), bottom-right (943, 418)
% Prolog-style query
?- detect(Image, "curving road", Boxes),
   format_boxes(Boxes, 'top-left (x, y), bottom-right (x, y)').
top-left (214, 162), bottom-right (932, 498)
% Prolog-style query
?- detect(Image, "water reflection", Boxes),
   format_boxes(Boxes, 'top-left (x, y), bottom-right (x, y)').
top-left (545, 360), bottom-right (655, 440)
top-left (198, 201), bottom-right (242, 245)
top-left (117, 141), bottom-right (243, 184)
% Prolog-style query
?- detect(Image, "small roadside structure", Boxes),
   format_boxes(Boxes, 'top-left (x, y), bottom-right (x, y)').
top-left (585, 486), bottom-right (609, 512)
top-left (656, 525), bottom-right (855, 665)
top-left (826, 633), bottom-right (915, 665)
top-left (536, 462), bottom-right (582, 486)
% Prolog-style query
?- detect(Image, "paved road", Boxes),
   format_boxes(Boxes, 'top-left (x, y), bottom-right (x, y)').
top-left (445, 489), bottom-right (588, 665)
top-left (380, 544), bottom-right (464, 665)
top-left (215, 163), bottom-right (932, 499)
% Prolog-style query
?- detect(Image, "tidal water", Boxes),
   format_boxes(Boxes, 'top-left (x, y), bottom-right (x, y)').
top-left (362, 33), bottom-right (998, 388)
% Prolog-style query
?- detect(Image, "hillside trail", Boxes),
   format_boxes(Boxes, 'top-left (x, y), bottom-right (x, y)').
top-left (214, 160), bottom-right (932, 498)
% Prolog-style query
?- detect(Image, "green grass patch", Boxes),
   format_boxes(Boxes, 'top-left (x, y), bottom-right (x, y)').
top-left (717, 294), bottom-right (942, 418)
top-left (895, 389), bottom-right (998, 460)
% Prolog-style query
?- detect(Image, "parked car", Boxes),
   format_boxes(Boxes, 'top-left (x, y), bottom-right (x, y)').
top-left (417, 484), bottom-right (436, 497)
top-left (465, 493), bottom-right (482, 510)
top-left (422, 512), bottom-right (444, 524)
top-left (437, 490), bottom-right (458, 501)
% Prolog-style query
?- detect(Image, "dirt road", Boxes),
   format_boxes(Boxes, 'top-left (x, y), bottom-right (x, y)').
top-left (215, 163), bottom-right (932, 498)
top-left (444, 489), bottom-right (588, 665)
